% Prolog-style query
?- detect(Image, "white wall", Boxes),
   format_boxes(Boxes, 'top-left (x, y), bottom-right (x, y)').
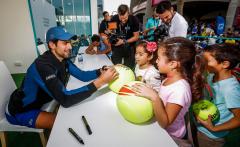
top-left (30, 0), bottom-right (56, 43)
top-left (90, 0), bottom-right (99, 35)
top-left (0, 0), bottom-right (37, 74)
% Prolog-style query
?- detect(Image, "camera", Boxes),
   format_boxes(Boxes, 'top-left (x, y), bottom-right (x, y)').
top-left (108, 33), bottom-right (126, 45)
top-left (140, 23), bottom-right (169, 41)
top-left (107, 22), bottom-right (126, 45)
top-left (153, 23), bottom-right (169, 41)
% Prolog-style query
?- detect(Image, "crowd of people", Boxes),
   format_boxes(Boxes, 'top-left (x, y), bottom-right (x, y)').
top-left (188, 17), bottom-right (240, 48)
top-left (5, 0), bottom-right (240, 147)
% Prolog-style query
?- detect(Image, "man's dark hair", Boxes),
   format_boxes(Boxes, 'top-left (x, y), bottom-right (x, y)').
top-left (47, 40), bottom-right (58, 50)
top-left (156, 0), bottom-right (172, 14)
top-left (91, 34), bottom-right (100, 42)
top-left (103, 11), bottom-right (108, 17)
top-left (118, 4), bottom-right (129, 15)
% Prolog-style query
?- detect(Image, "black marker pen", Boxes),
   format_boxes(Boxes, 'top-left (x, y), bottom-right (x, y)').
top-left (101, 65), bottom-right (108, 71)
top-left (82, 115), bottom-right (92, 135)
top-left (68, 128), bottom-right (84, 145)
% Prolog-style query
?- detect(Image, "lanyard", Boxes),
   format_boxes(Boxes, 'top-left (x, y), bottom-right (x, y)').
top-left (153, 18), bottom-right (159, 27)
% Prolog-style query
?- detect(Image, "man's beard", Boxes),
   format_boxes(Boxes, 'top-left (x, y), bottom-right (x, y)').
top-left (120, 21), bottom-right (127, 25)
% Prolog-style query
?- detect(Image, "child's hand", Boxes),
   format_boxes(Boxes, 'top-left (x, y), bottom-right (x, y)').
top-left (88, 49), bottom-right (96, 55)
top-left (132, 83), bottom-right (159, 101)
top-left (85, 44), bottom-right (96, 55)
top-left (197, 115), bottom-right (216, 131)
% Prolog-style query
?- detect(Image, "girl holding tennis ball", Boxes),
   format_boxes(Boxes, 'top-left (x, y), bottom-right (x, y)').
top-left (133, 37), bottom-right (204, 146)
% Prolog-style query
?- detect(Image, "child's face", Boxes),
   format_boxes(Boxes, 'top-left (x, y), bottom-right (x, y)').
top-left (156, 47), bottom-right (170, 73)
top-left (92, 41), bottom-right (100, 47)
top-left (203, 52), bottom-right (222, 73)
top-left (135, 46), bottom-right (151, 67)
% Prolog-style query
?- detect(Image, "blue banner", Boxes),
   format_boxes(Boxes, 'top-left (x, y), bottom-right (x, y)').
top-left (216, 16), bottom-right (225, 35)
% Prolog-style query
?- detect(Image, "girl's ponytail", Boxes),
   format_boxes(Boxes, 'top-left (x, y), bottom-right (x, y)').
top-left (159, 37), bottom-right (206, 103)
top-left (191, 54), bottom-right (206, 103)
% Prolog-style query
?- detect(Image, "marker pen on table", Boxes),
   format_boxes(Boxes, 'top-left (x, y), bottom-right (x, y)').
top-left (82, 115), bottom-right (92, 135)
top-left (68, 128), bottom-right (84, 145)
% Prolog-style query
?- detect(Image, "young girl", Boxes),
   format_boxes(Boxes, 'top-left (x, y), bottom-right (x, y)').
top-left (195, 44), bottom-right (240, 147)
top-left (133, 37), bottom-right (204, 145)
top-left (134, 41), bottom-right (161, 91)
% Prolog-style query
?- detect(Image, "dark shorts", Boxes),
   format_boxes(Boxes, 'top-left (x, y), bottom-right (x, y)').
top-left (6, 110), bottom-right (41, 128)
top-left (111, 44), bottom-right (135, 69)
top-left (197, 130), bottom-right (225, 147)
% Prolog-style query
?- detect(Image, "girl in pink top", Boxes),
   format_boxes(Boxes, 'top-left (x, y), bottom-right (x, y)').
top-left (133, 37), bottom-right (204, 144)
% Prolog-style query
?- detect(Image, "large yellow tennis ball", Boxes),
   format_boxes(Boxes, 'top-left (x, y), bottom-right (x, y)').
top-left (116, 81), bottom-right (153, 124)
top-left (193, 100), bottom-right (219, 121)
top-left (108, 64), bottom-right (135, 93)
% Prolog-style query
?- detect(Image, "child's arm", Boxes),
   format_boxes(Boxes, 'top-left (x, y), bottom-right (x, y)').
top-left (197, 108), bottom-right (240, 132)
top-left (97, 36), bottom-right (111, 54)
top-left (152, 98), bottom-right (182, 128)
top-left (85, 44), bottom-right (95, 54)
top-left (132, 83), bottom-right (182, 128)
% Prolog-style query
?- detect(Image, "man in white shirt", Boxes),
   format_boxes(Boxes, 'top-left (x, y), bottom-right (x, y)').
top-left (156, 0), bottom-right (188, 38)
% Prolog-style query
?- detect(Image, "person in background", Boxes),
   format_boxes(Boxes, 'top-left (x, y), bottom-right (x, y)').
top-left (87, 35), bottom-right (92, 43)
top-left (110, 4), bottom-right (140, 69)
top-left (205, 24), bottom-right (215, 36)
top-left (99, 11), bottom-right (111, 36)
top-left (233, 30), bottom-right (240, 47)
top-left (134, 41), bottom-right (161, 92)
top-left (226, 27), bottom-right (233, 37)
top-left (133, 37), bottom-right (204, 146)
top-left (79, 34), bottom-right (89, 46)
top-left (85, 34), bottom-right (112, 58)
top-left (208, 31), bottom-right (217, 45)
top-left (194, 44), bottom-right (240, 147)
top-left (5, 26), bottom-right (118, 129)
top-left (191, 23), bottom-right (198, 35)
top-left (225, 28), bottom-right (236, 45)
top-left (156, 0), bottom-right (188, 38)
top-left (144, 8), bottom-right (162, 41)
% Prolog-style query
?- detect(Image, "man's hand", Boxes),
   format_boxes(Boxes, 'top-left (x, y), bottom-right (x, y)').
top-left (100, 66), bottom-right (119, 83)
top-left (93, 67), bottom-right (119, 88)
top-left (114, 38), bottom-right (124, 46)
top-left (100, 65), bottom-right (109, 74)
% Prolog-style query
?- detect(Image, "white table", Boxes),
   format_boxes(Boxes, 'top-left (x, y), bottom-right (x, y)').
top-left (47, 47), bottom-right (177, 147)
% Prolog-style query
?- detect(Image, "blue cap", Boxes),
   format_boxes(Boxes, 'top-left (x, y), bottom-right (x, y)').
top-left (46, 26), bottom-right (76, 43)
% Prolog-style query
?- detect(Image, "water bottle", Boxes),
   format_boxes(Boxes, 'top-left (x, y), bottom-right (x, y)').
top-left (78, 54), bottom-right (84, 68)
top-left (78, 54), bottom-right (83, 62)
